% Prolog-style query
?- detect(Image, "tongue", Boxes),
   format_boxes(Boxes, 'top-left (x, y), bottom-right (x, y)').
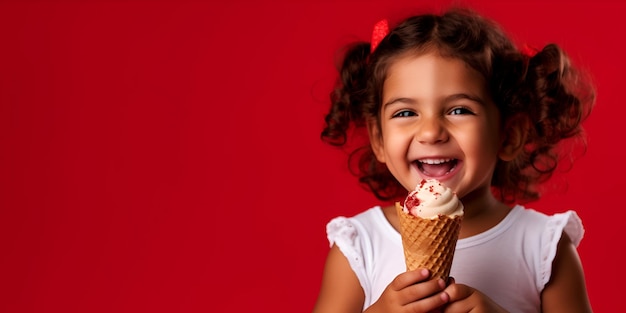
top-left (421, 162), bottom-right (453, 176)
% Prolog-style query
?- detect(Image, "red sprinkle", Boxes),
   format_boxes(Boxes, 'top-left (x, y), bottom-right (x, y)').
top-left (405, 196), bottom-right (420, 208)
top-left (418, 179), bottom-right (426, 188)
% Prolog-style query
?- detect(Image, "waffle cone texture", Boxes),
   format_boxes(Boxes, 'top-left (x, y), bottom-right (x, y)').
top-left (395, 202), bottom-right (462, 279)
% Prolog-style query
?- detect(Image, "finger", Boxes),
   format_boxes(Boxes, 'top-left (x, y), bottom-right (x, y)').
top-left (390, 268), bottom-right (431, 290)
top-left (446, 276), bottom-right (455, 286)
top-left (403, 280), bottom-right (450, 312)
top-left (443, 283), bottom-right (473, 302)
top-left (401, 278), bottom-right (447, 305)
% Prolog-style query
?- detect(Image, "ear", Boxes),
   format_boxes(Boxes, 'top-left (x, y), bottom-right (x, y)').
top-left (366, 118), bottom-right (386, 163)
top-left (498, 114), bottom-right (529, 161)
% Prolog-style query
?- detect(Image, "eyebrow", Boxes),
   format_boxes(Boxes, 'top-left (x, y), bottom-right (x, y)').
top-left (383, 97), bottom-right (416, 108)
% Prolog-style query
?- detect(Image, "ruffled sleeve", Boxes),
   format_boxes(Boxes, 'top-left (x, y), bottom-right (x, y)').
top-left (326, 216), bottom-right (370, 295)
top-left (538, 210), bottom-right (584, 290)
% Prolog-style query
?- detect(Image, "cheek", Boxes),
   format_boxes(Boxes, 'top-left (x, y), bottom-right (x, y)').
top-left (458, 125), bottom-right (500, 159)
top-left (383, 129), bottom-right (411, 155)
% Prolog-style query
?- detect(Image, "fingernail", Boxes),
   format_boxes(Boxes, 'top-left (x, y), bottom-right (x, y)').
top-left (440, 291), bottom-right (450, 302)
top-left (438, 278), bottom-right (446, 288)
top-left (420, 269), bottom-right (429, 277)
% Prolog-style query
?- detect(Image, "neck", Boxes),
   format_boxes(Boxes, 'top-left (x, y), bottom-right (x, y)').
top-left (458, 187), bottom-right (511, 238)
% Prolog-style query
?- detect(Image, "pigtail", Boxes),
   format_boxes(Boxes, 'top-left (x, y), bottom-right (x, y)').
top-left (321, 42), bottom-right (371, 146)
top-left (498, 44), bottom-right (595, 202)
top-left (321, 41), bottom-right (404, 202)
top-left (527, 44), bottom-right (592, 141)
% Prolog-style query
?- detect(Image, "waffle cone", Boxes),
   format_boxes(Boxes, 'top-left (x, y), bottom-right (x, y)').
top-left (395, 202), bottom-right (462, 279)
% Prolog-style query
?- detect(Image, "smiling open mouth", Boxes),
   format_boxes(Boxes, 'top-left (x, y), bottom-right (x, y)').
top-left (416, 158), bottom-right (458, 176)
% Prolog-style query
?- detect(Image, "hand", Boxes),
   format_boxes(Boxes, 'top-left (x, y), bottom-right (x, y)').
top-left (365, 269), bottom-right (449, 313)
top-left (441, 278), bottom-right (508, 313)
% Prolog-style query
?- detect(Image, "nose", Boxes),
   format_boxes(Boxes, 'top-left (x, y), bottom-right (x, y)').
top-left (415, 116), bottom-right (448, 144)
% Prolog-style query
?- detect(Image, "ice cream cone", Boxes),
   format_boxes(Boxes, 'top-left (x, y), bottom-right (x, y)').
top-left (395, 202), bottom-right (462, 279)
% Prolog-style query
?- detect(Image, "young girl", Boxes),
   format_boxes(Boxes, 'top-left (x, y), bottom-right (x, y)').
top-left (313, 8), bottom-right (594, 313)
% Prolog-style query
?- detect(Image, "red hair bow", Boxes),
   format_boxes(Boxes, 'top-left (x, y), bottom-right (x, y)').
top-left (370, 19), bottom-right (389, 53)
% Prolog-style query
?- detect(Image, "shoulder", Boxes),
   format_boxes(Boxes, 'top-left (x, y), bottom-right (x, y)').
top-left (512, 205), bottom-right (584, 247)
top-left (325, 206), bottom-right (385, 251)
top-left (326, 206), bottom-right (386, 240)
top-left (512, 205), bottom-right (586, 291)
top-left (509, 205), bottom-right (549, 224)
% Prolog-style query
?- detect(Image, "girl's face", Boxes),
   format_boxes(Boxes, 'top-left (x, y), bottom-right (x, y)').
top-left (369, 53), bottom-right (504, 199)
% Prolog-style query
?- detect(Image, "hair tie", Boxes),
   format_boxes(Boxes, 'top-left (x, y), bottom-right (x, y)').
top-left (370, 19), bottom-right (389, 53)
top-left (521, 44), bottom-right (538, 57)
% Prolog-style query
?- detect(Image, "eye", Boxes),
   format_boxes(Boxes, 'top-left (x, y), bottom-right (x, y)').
top-left (449, 107), bottom-right (474, 115)
top-left (392, 110), bottom-right (416, 118)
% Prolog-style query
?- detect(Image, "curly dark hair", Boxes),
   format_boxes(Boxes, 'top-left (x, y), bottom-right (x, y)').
top-left (320, 8), bottom-right (595, 204)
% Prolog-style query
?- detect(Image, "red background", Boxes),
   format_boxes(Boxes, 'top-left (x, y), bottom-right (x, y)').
top-left (0, 0), bottom-right (623, 312)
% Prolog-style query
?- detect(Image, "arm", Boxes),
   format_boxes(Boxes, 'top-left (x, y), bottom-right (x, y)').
top-left (442, 233), bottom-right (592, 312)
top-left (541, 233), bottom-right (592, 313)
top-left (312, 244), bottom-right (365, 313)
top-left (312, 245), bottom-right (449, 313)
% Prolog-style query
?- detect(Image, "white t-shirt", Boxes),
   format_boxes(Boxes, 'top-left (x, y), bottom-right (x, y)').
top-left (326, 205), bottom-right (584, 313)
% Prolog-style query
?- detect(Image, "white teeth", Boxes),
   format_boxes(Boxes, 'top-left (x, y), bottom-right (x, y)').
top-left (419, 158), bottom-right (452, 164)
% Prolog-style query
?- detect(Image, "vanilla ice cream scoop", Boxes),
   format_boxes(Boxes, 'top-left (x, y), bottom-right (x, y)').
top-left (403, 179), bottom-right (464, 219)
